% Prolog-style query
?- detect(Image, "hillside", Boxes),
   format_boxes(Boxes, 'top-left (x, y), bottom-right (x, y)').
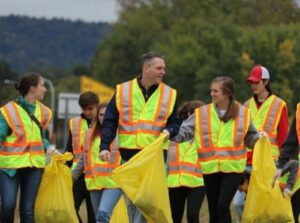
top-left (0, 15), bottom-right (111, 72)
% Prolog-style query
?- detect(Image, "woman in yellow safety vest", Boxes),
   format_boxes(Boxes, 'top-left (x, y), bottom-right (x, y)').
top-left (72, 103), bottom-right (121, 218)
top-left (273, 102), bottom-right (300, 223)
top-left (172, 76), bottom-right (263, 223)
top-left (0, 73), bottom-right (58, 223)
top-left (167, 100), bottom-right (205, 223)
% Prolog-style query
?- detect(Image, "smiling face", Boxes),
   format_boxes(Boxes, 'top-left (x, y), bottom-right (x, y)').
top-left (30, 77), bottom-right (47, 100)
top-left (143, 57), bottom-right (166, 86)
top-left (210, 81), bottom-right (229, 106)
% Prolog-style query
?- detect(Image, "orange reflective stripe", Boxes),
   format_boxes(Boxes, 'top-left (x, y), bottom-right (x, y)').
top-left (119, 81), bottom-right (133, 123)
top-left (39, 102), bottom-right (50, 128)
top-left (168, 164), bottom-right (202, 176)
top-left (3, 103), bottom-right (27, 145)
top-left (296, 103), bottom-right (300, 145)
top-left (168, 142), bottom-right (179, 164)
top-left (263, 97), bottom-right (283, 133)
top-left (155, 84), bottom-right (174, 124)
top-left (234, 105), bottom-right (247, 147)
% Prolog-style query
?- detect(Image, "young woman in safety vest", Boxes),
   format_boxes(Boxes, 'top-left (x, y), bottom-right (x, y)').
top-left (273, 103), bottom-right (300, 223)
top-left (72, 103), bottom-right (121, 220)
top-left (167, 100), bottom-right (205, 223)
top-left (0, 73), bottom-right (58, 223)
top-left (173, 76), bottom-right (263, 223)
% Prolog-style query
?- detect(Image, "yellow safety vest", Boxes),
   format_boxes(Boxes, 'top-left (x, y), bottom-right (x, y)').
top-left (0, 101), bottom-right (52, 168)
top-left (245, 95), bottom-right (286, 159)
top-left (195, 103), bottom-right (250, 174)
top-left (69, 117), bottom-right (88, 168)
top-left (83, 127), bottom-right (120, 190)
top-left (167, 141), bottom-right (204, 188)
top-left (292, 103), bottom-right (300, 193)
top-left (116, 78), bottom-right (176, 150)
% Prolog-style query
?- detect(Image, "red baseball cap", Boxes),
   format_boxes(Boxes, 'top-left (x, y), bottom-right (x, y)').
top-left (247, 65), bottom-right (270, 82)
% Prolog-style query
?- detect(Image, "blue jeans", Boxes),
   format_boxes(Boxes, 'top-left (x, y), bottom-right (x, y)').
top-left (97, 188), bottom-right (122, 223)
top-left (90, 190), bottom-right (103, 217)
top-left (0, 168), bottom-right (43, 223)
top-left (124, 196), bottom-right (146, 223)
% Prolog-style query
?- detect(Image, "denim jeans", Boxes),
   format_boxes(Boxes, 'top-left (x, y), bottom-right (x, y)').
top-left (90, 190), bottom-right (103, 217)
top-left (97, 188), bottom-right (122, 223)
top-left (124, 196), bottom-right (146, 223)
top-left (0, 168), bottom-right (43, 223)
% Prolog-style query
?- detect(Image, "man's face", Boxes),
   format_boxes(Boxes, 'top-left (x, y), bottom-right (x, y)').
top-left (143, 57), bottom-right (166, 85)
top-left (249, 80), bottom-right (267, 95)
top-left (82, 104), bottom-right (98, 120)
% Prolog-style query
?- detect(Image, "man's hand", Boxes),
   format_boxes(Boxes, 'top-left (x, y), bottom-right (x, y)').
top-left (283, 188), bottom-right (293, 198)
top-left (100, 150), bottom-right (111, 162)
top-left (258, 131), bottom-right (268, 138)
top-left (46, 145), bottom-right (61, 155)
top-left (272, 168), bottom-right (282, 187)
top-left (162, 129), bottom-right (170, 139)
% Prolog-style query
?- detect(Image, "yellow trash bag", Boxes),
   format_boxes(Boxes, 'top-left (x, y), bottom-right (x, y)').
top-left (112, 134), bottom-right (173, 223)
top-left (110, 195), bottom-right (129, 223)
top-left (35, 152), bottom-right (79, 223)
top-left (242, 137), bottom-right (294, 223)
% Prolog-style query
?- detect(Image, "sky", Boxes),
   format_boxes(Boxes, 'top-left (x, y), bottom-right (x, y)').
top-left (0, 0), bottom-right (119, 23)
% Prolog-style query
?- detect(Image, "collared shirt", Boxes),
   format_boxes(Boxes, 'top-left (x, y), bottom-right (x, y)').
top-left (100, 77), bottom-right (181, 160)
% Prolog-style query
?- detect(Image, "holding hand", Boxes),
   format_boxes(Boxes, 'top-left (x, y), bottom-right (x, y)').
top-left (272, 168), bottom-right (282, 187)
top-left (46, 145), bottom-right (61, 155)
top-left (258, 131), bottom-right (268, 138)
top-left (100, 150), bottom-right (111, 162)
top-left (162, 129), bottom-right (170, 139)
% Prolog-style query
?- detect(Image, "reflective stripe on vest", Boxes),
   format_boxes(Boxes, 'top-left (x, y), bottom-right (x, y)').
top-left (116, 78), bottom-right (176, 149)
top-left (70, 117), bottom-right (88, 165)
top-left (195, 103), bottom-right (250, 174)
top-left (246, 95), bottom-right (286, 159)
top-left (0, 101), bottom-right (51, 168)
top-left (167, 141), bottom-right (203, 187)
top-left (83, 127), bottom-right (120, 190)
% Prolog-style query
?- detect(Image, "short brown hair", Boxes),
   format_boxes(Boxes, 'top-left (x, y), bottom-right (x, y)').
top-left (78, 91), bottom-right (99, 109)
top-left (178, 100), bottom-right (204, 120)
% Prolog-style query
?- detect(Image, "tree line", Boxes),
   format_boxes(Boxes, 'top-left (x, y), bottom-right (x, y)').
top-left (91, 0), bottom-right (300, 114)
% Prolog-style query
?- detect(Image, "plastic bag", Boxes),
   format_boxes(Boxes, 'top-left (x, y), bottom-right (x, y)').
top-left (112, 134), bottom-right (173, 223)
top-left (242, 138), bottom-right (294, 223)
top-left (110, 195), bottom-right (129, 223)
top-left (35, 152), bottom-right (79, 223)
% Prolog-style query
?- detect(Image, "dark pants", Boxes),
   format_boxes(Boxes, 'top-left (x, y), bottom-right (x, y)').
top-left (0, 168), bottom-right (43, 223)
top-left (203, 172), bottom-right (243, 223)
top-left (73, 174), bottom-right (96, 223)
top-left (169, 186), bottom-right (205, 223)
top-left (292, 189), bottom-right (300, 223)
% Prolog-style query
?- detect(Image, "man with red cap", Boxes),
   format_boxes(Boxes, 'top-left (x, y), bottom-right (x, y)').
top-left (233, 65), bottom-right (289, 222)
top-left (245, 65), bottom-right (289, 162)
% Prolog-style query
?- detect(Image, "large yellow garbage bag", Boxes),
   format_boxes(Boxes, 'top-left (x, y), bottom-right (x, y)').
top-left (35, 152), bottom-right (79, 223)
top-left (242, 138), bottom-right (294, 223)
top-left (110, 195), bottom-right (129, 223)
top-left (111, 134), bottom-right (173, 223)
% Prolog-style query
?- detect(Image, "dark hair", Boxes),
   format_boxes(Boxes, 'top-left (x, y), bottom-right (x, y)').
top-left (178, 100), bottom-right (204, 121)
top-left (92, 103), bottom-right (108, 140)
top-left (15, 73), bottom-right (42, 97)
top-left (264, 79), bottom-right (272, 94)
top-left (141, 51), bottom-right (164, 66)
top-left (79, 91), bottom-right (99, 109)
top-left (211, 76), bottom-right (239, 122)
